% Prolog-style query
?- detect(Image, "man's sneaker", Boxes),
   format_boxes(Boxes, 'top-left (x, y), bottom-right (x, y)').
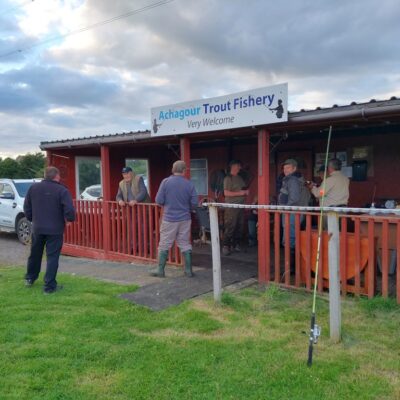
top-left (233, 244), bottom-right (242, 252)
top-left (25, 279), bottom-right (34, 287)
top-left (44, 285), bottom-right (64, 295)
top-left (222, 246), bottom-right (231, 256)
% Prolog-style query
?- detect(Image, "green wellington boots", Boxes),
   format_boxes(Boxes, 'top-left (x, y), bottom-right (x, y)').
top-left (150, 250), bottom-right (169, 277)
top-left (182, 250), bottom-right (194, 277)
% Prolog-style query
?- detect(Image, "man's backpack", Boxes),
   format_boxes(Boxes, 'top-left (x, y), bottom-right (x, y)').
top-left (298, 176), bottom-right (311, 206)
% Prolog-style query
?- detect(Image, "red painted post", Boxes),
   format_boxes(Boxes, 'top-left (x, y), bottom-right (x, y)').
top-left (354, 218), bottom-right (361, 296)
top-left (305, 214), bottom-right (312, 290)
top-left (397, 221), bottom-right (400, 304)
top-left (295, 214), bottom-right (301, 286)
top-left (274, 212), bottom-right (281, 283)
top-left (132, 206), bottom-right (137, 256)
top-left (100, 145), bottom-right (111, 254)
top-left (149, 205), bottom-right (154, 259)
top-left (382, 219), bottom-right (389, 298)
top-left (180, 137), bottom-right (191, 179)
top-left (340, 217), bottom-right (348, 296)
top-left (284, 213), bottom-right (290, 285)
top-left (100, 145), bottom-right (111, 201)
top-left (257, 129), bottom-right (270, 283)
top-left (367, 219), bottom-right (375, 298)
top-left (46, 151), bottom-right (52, 167)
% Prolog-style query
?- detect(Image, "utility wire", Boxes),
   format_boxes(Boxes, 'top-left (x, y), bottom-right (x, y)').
top-left (1, 0), bottom-right (35, 16)
top-left (0, 0), bottom-right (174, 59)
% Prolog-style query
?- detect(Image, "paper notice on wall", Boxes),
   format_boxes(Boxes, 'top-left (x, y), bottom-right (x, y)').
top-left (341, 166), bottom-right (353, 178)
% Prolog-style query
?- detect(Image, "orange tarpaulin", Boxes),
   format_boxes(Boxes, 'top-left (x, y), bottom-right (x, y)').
top-left (299, 230), bottom-right (374, 295)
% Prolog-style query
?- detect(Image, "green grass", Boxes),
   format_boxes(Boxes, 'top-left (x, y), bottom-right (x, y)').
top-left (0, 266), bottom-right (399, 400)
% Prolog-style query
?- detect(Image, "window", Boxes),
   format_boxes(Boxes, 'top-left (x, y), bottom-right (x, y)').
top-left (125, 159), bottom-right (150, 193)
top-left (190, 159), bottom-right (208, 195)
top-left (14, 182), bottom-right (36, 197)
top-left (0, 183), bottom-right (15, 199)
top-left (75, 157), bottom-right (102, 199)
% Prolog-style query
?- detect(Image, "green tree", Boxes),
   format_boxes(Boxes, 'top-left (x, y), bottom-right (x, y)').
top-left (0, 158), bottom-right (21, 178)
top-left (16, 153), bottom-right (46, 178)
top-left (0, 152), bottom-right (45, 179)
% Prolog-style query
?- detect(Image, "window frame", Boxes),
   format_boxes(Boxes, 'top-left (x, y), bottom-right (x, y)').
top-left (190, 158), bottom-right (208, 196)
top-left (75, 156), bottom-right (102, 200)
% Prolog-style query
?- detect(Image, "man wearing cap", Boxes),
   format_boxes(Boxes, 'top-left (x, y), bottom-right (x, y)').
top-left (150, 160), bottom-right (198, 278)
top-left (278, 159), bottom-right (310, 249)
top-left (310, 159), bottom-right (349, 207)
top-left (222, 160), bottom-right (249, 256)
top-left (116, 166), bottom-right (150, 205)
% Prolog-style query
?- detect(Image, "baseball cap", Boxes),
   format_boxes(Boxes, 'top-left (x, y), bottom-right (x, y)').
top-left (283, 158), bottom-right (298, 167)
top-left (121, 166), bottom-right (133, 173)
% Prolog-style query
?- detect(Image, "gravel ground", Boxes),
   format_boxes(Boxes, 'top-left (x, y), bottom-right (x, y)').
top-left (0, 232), bottom-right (182, 286)
top-left (0, 232), bottom-right (30, 266)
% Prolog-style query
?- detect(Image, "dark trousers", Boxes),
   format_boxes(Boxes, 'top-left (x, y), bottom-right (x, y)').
top-left (223, 208), bottom-right (244, 247)
top-left (26, 233), bottom-right (64, 291)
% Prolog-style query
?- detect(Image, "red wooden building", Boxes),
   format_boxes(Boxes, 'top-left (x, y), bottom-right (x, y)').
top-left (40, 97), bottom-right (400, 302)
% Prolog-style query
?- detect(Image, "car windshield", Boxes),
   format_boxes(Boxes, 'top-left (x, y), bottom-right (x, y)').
top-left (87, 188), bottom-right (102, 197)
top-left (14, 182), bottom-right (34, 197)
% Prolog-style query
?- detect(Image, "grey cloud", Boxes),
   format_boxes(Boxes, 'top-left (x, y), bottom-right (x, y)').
top-left (0, 65), bottom-right (121, 113)
top-left (0, 0), bottom-right (399, 158)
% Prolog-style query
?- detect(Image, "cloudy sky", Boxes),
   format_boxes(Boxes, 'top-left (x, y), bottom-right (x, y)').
top-left (0, 0), bottom-right (399, 157)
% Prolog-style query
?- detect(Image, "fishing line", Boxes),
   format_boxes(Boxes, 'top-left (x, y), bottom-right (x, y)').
top-left (307, 125), bottom-right (332, 367)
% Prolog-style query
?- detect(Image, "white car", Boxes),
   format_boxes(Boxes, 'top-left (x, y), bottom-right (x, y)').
top-left (0, 179), bottom-right (42, 244)
top-left (80, 184), bottom-right (102, 200)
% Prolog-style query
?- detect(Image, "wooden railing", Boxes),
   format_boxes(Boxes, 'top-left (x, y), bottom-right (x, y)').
top-left (63, 200), bottom-right (182, 265)
top-left (259, 210), bottom-right (399, 303)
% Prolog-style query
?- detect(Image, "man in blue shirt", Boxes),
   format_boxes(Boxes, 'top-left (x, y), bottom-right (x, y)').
top-left (151, 160), bottom-right (198, 277)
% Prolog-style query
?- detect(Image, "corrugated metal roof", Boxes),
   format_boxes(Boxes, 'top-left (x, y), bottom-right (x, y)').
top-left (40, 96), bottom-right (400, 149)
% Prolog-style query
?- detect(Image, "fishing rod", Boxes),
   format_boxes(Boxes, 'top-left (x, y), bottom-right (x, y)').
top-left (307, 125), bottom-right (332, 367)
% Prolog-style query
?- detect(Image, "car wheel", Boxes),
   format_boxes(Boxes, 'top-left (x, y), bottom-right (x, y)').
top-left (17, 217), bottom-right (32, 245)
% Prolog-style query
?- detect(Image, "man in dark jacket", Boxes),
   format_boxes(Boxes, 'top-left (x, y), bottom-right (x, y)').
top-left (278, 159), bottom-right (310, 249)
top-left (24, 166), bottom-right (76, 294)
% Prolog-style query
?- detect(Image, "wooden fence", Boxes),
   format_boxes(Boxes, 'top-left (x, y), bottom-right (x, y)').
top-left (63, 200), bottom-right (182, 265)
top-left (259, 210), bottom-right (399, 303)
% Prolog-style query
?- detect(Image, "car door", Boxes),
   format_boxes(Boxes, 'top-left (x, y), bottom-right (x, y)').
top-left (0, 183), bottom-right (17, 228)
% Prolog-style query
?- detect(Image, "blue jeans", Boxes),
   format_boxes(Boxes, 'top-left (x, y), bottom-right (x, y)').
top-left (281, 214), bottom-right (304, 249)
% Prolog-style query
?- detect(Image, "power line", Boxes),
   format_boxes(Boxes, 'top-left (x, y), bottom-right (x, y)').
top-left (1, 0), bottom-right (35, 16)
top-left (0, 0), bottom-right (174, 59)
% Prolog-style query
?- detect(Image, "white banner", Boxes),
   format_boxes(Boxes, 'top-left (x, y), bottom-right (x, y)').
top-left (150, 83), bottom-right (288, 137)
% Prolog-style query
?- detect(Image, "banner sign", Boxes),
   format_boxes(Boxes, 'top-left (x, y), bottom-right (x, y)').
top-left (150, 83), bottom-right (288, 136)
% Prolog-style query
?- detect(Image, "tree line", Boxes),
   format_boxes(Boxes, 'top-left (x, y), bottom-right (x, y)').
top-left (0, 153), bottom-right (46, 179)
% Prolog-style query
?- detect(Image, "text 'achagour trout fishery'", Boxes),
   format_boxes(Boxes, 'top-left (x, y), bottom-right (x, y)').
top-left (150, 83), bottom-right (288, 136)
top-left (158, 94), bottom-right (276, 121)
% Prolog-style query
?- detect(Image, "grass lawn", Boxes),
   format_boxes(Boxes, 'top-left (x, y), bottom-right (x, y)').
top-left (0, 266), bottom-right (399, 400)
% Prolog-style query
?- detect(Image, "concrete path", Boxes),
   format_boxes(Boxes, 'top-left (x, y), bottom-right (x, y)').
top-left (0, 233), bottom-right (259, 309)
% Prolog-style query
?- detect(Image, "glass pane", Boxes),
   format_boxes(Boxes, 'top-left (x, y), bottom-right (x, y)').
top-left (14, 182), bottom-right (34, 197)
top-left (190, 159), bottom-right (206, 169)
top-left (189, 159), bottom-right (207, 195)
top-left (0, 183), bottom-right (14, 197)
top-left (77, 158), bottom-right (101, 198)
